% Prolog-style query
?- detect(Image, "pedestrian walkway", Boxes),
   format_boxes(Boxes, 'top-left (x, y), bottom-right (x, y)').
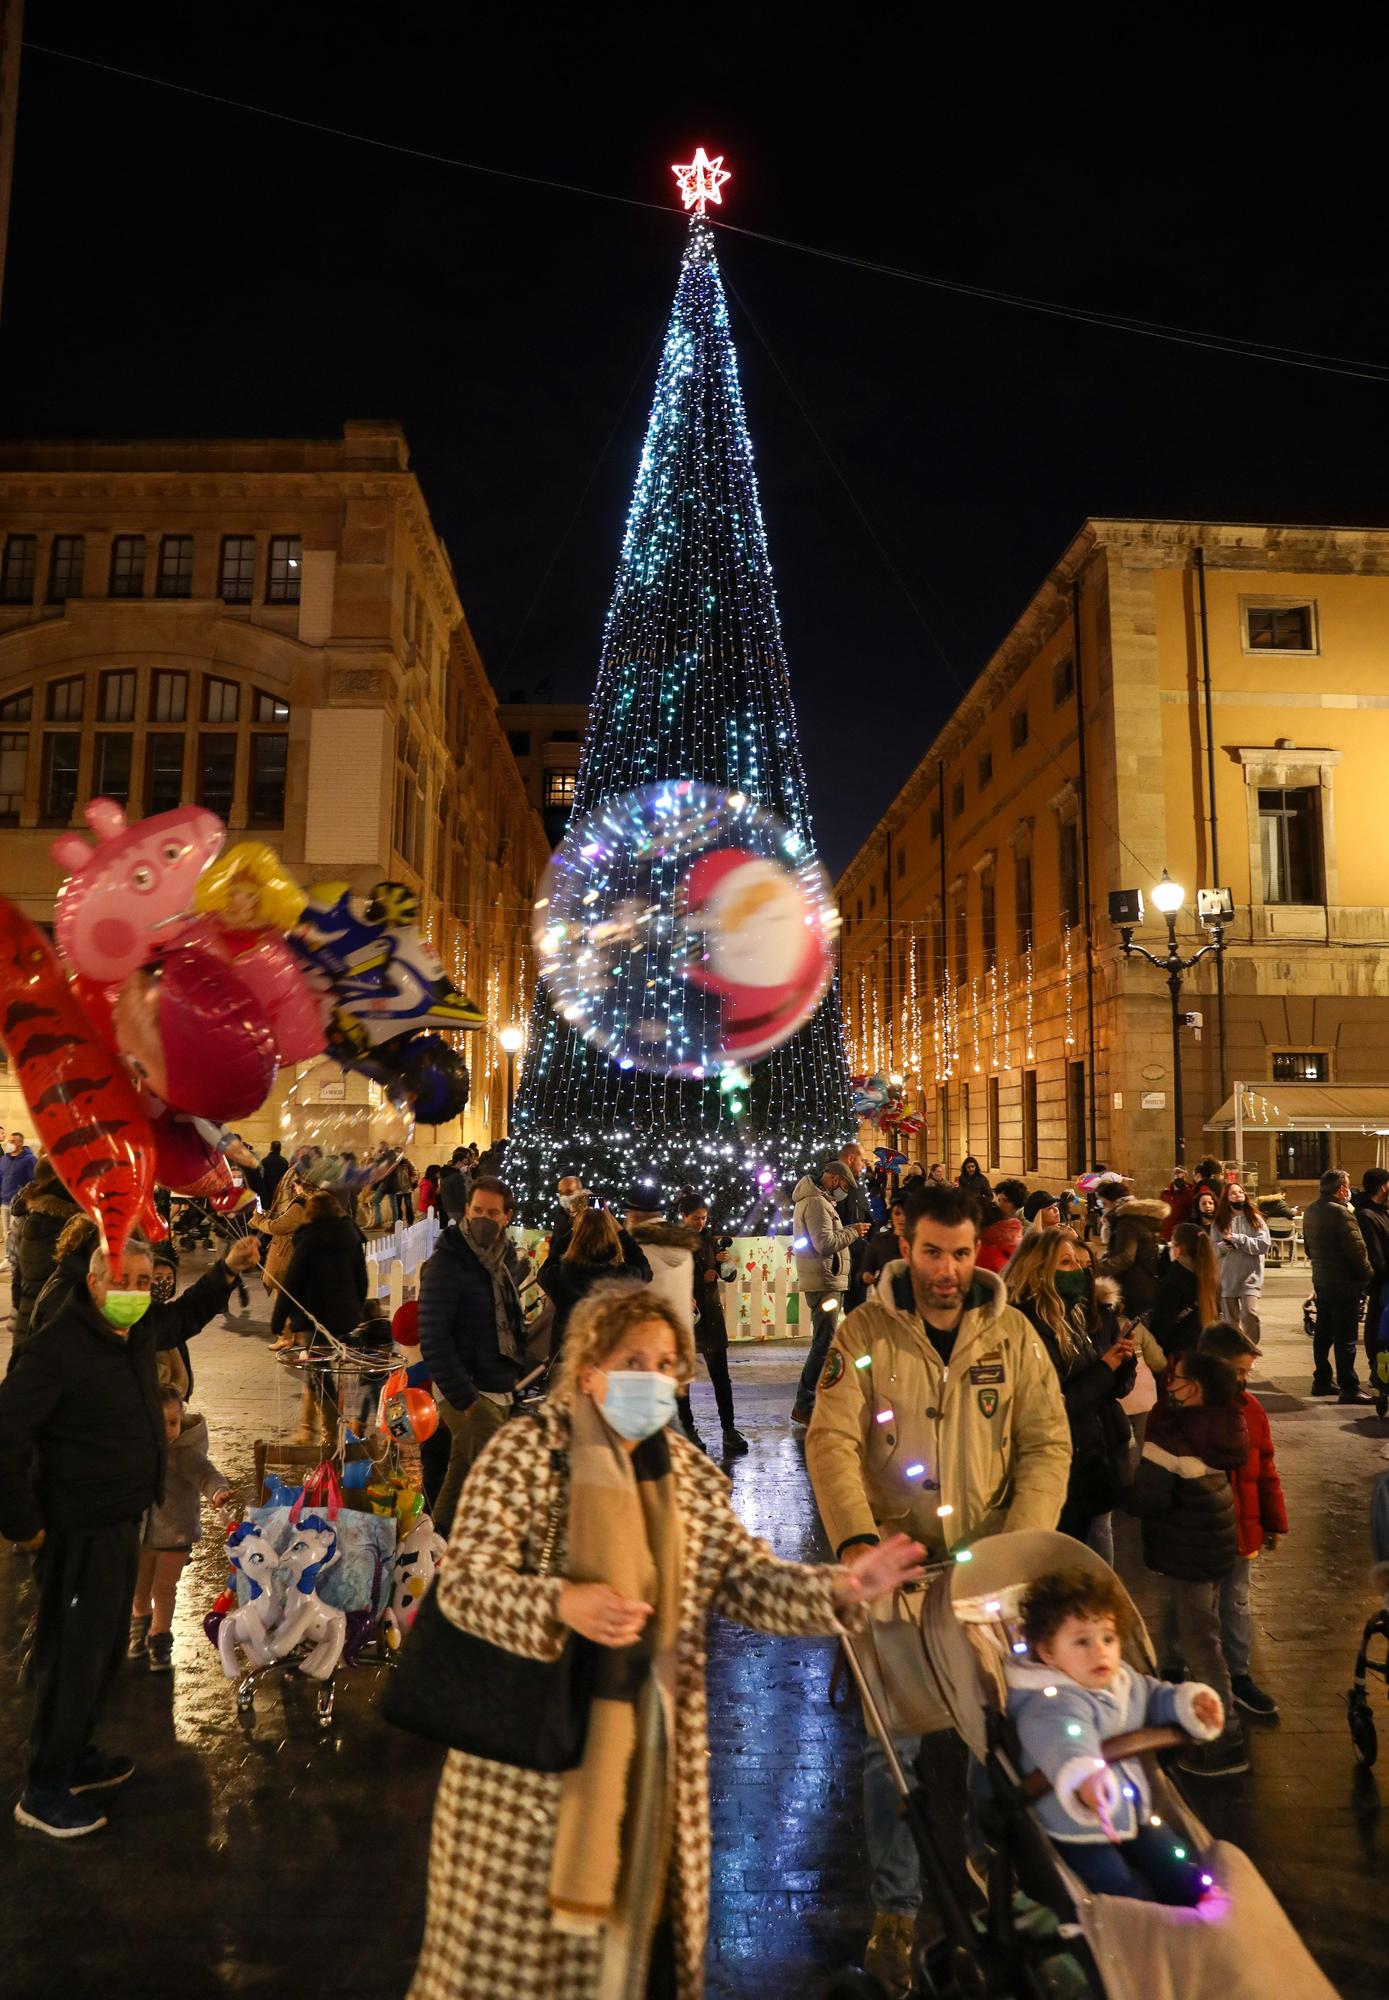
top-left (0, 1269), bottom-right (1384, 1995)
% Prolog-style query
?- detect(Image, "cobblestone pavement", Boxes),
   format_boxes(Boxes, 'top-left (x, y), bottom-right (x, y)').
top-left (0, 1261), bottom-right (1384, 1996)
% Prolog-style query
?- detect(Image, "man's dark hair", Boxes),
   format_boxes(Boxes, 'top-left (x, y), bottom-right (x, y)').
top-left (1199, 1321), bottom-right (1257, 1363)
top-left (1320, 1167), bottom-right (1348, 1195)
top-left (1018, 1565), bottom-right (1133, 1655)
top-left (1365, 1169), bottom-right (1389, 1197)
top-left (466, 1174), bottom-right (515, 1216)
top-left (1095, 1178), bottom-right (1128, 1204)
top-left (1172, 1348), bottom-right (1241, 1407)
top-left (900, 1184), bottom-right (980, 1240)
top-left (450, 1146), bottom-right (469, 1164)
top-left (268, 1140), bottom-right (282, 1156)
top-left (993, 1178), bottom-right (1028, 1211)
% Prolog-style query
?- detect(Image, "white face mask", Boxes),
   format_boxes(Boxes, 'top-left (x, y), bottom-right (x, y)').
top-left (596, 1369), bottom-right (679, 1442)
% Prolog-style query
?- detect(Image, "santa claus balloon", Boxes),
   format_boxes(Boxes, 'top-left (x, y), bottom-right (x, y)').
top-left (682, 848), bottom-right (832, 1064)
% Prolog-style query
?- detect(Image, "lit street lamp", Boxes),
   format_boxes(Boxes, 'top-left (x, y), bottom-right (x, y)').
top-left (498, 1024), bottom-right (525, 1135)
top-left (1108, 873), bottom-right (1232, 1165)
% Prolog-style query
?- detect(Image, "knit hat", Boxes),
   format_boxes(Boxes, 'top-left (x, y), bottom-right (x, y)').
top-left (1023, 1190), bottom-right (1060, 1223)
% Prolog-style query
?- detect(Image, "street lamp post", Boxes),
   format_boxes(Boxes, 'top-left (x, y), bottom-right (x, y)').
top-left (498, 1025), bottom-right (524, 1136)
top-left (1109, 872), bottom-right (1231, 1166)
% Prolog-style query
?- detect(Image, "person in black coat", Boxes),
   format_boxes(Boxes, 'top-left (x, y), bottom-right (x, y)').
top-left (0, 1231), bottom-right (259, 1837)
top-left (270, 1193), bottom-right (368, 1344)
top-left (956, 1157), bottom-right (992, 1212)
top-left (8, 1160), bottom-right (82, 1348)
top-left (1006, 1231), bottom-right (1136, 1555)
top-left (539, 1204), bottom-right (650, 1353)
top-left (677, 1189), bottom-right (747, 1455)
top-left (1147, 1221), bottom-right (1219, 1361)
top-left (859, 1197), bottom-right (908, 1289)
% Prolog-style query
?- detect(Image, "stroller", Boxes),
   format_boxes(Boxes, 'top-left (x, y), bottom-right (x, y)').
top-left (1347, 1470), bottom-right (1389, 1764)
top-left (830, 1529), bottom-right (1336, 2000)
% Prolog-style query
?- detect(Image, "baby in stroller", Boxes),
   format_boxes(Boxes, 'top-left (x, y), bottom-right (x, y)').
top-left (1008, 1565), bottom-right (1222, 1904)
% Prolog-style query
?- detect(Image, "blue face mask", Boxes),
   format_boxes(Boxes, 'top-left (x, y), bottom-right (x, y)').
top-left (597, 1370), bottom-right (679, 1442)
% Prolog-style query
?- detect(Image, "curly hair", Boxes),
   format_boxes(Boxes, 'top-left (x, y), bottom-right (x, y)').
top-left (548, 1280), bottom-right (696, 1408)
top-left (1018, 1565), bottom-right (1134, 1656)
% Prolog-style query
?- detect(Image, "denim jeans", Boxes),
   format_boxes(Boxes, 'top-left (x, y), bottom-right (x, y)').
top-left (1087, 1512), bottom-right (1115, 1569)
top-left (372, 1190), bottom-right (396, 1230)
top-left (1157, 1574), bottom-right (1234, 1715)
top-left (795, 1289), bottom-right (844, 1408)
top-left (863, 1731), bottom-right (992, 1913)
top-left (1218, 1554), bottom-right (1252, 1677)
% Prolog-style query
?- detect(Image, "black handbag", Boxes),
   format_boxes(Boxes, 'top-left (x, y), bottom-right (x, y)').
top-left (380, 1443), bottom-right (596, 1771)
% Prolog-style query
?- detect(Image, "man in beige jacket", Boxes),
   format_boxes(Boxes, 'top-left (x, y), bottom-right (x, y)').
top-left (806, 1182), bottom-right (1071, 1993)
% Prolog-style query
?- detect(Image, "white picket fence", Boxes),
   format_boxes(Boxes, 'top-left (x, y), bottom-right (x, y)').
top-left (516, 1229), bottom-right (808, 1344)
top-left (365, 1214), bottom-right (441, 1314)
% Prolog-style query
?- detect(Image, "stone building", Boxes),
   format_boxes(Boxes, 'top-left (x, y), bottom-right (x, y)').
top-left (496, 694), bottom-right (589, 848)
top-left (0, 421), bottom-right (548, 1149)
top-left (837, 519), bottom-right (1389, 1198)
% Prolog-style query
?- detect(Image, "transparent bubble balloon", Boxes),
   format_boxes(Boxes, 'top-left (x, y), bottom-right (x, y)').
top-left (532, 782), bottom-right (837, 1079)
top-left (278, 1060), bottom-right (414, 1190)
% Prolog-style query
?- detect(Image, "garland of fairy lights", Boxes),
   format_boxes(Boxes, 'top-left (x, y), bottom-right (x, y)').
top-left (970, 974), bottom-right (981, 1076)
top-left (1063, 921), bottom-right (1076, 1048)
top-left (505, 215), bottom-right (852, 1225)
top-left (1024, 943), bottom-right (1035, 1064)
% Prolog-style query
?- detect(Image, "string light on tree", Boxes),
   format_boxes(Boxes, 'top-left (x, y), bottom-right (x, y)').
top-left (506, 157), bottom-right (852, 1224)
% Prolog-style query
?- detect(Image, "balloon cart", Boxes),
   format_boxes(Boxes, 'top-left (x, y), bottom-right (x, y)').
top-left (206, 1312), bottom-right (444, 1730)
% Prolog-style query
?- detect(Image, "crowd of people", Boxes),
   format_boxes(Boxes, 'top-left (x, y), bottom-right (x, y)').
top-left (1, 1119), bottom-right (1382, 1999)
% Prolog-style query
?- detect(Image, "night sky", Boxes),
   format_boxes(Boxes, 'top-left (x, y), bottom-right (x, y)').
top-left (3, 18), bottom-right (1385, 876)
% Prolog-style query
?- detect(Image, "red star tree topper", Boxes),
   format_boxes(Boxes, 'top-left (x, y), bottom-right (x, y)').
top-left (671, 147), bottom-right (731, 215)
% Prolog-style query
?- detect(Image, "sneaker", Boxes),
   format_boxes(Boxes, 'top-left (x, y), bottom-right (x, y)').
top-left (790, 1401), bottom-right (813, 1426)
top-left (1232, 1674), bottom-right (1279, 1719)
top-left (127, 1615), bottom-right (151, 1659)
top-left (70, 1749), bottom-right (135, 1793)
top-left (1176, 1728), bottom-right (1249, 1778)
top-left (147, 1632), bottom-right (173, 1673)
top-left (721, 1427), bottom-right (750, 1456)
top-left (13, 1787), bottom-right (107, 1838)
top-left (863, 1910), bottom-right (916, 1999)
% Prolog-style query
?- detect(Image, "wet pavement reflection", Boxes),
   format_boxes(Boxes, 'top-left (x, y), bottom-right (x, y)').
top-left (0, 1268), bottom-right (1383, 1996)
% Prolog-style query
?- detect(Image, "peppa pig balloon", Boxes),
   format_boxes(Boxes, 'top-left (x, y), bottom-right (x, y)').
top-left (52, 798), bottom-right (225, 987)
top-left (0, 896), bottom-right (157, 1260)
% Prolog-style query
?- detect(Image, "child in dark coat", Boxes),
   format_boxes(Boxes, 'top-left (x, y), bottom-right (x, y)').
top-left (1199, 1323), bottom-right (1289, 1720)
top-left (1125, 1348), bottom-right (1249, 1778)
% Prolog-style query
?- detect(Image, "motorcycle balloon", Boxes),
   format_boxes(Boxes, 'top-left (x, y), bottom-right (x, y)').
top-left (381, 1032), bottom-right (471, 1125)
top-left (0, 895), bottom-right (156, 1262)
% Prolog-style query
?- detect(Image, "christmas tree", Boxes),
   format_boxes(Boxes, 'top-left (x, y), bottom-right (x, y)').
top-left (506, 159), bottom-right (852, 1226)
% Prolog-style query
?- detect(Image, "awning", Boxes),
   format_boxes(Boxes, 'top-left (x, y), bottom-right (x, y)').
top-left (1205, 1084), bottom-right (1389, 1134)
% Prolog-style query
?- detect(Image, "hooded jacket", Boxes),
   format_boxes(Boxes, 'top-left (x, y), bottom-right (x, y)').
top-left (792, 1175), bottom-right (858, 1294)
top-left (1303, 1192), bottom-right (1373, 1297)
top-left (805, 1262), bottom-right (1071, 1561)
top-left (0, 1143), bottom-right (36, 1206)
top-left (1124, 1399), bottom-right (1249, 1580)
top-left (1097, 1197), bottom-right (1168, 1317)
top-left (1007, 1659), bottom-right (1221, 1844)
top-left (418, 1222), bottom-right (526, 1411)
top-left (1229, 1389), bottom-right (1288, 1558)
top-left (9, 1166), bottom-right (82, 1341)
top-left (629, 1220), bottom-right (698, 1339)
top-left (0, 1261), bottom-right (240, 1542)
top-left (1212, 1207), bottom-right (1271, 1298)
top-left (142, 1410), bottom-right (227, 1550)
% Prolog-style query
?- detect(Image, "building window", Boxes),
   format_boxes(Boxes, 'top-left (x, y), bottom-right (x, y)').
top-left (0, 689), bottom-right (33, 721)
top-left (896, 843), bottom-right (906, 879)
top-left (47, 535), bottom-right (84, 603)
top-left (157, 535), bottom-right (194, 598)
top-left (551, 729), bottom-right (581, 744)
top-left (953, 891), bottom-right (968, 982)
top-left (220, 535), bottom-right (256, 603)
top-left (1272, 1050), bottom-right (1329, 1083)
top-left (1058, 818), bottom-right (1081, 929)
top-left (109, 535), bottom-right (146, 598)
top-left (1258, 787), bottom-right (1322, 903)
top-left (543, 768), bottom-right (576, 809)
top-left (266, 535), bottom-right (302, 604)
top-left (203, 676), bottom-right (240, 724)
top-left (1022, 1068), bottom-right (1039, 1173)
top-left (987, 1075), bottom-right (1000, 1168)
top-left (981, 872), bottom-right (996, 972)
top-left (1015, 850), bottom-right (1033, 952)
top-left (977, 749), bottom-right (993, 790)
top-left (150, 670), bottom-right (187, 724)
top-left (868, 881), bottom-right (877, 912)
top-left (146, 734), bottom-right (185, 814)
top-left (0, 730), bottom-right (27, 823)
top-left (1277, 1131), bottom-right (1331, 1181)
top-left (46, 676), bottom-right (84, 723)
top-left (248, 732), bottom-right (288, 825)
top-left (253, 688), bottom-right (289, 723)
top-left (951, 779), bottom-right (964, 819)
top-left (93, 733), bottom-right (133, 808)
top-left (1010, 708), bottom-right (1029, 751)
top-left (1067, 1060), bottom-right (1087, 1177)
top-left (1052, 654), bottom-right (1074, 707)
top-left (855, 898), bottom-right (863, 923)
top-left (1244, 600), bottom-right (1316, 654)
top-left (100, 670), bottom-right (136, 723)
top-left (41, 733), bottom-right (81, 823)
top-left (197, 735), bottom-right (236, 818)
top-left (395, 724), bottom-right (425, 874)
top-left (929, 805), bottom-right (941, 844)
top-left (507, 729), bottom-right (531, 756)
top-left (1, 533), bottom-right (36, 604)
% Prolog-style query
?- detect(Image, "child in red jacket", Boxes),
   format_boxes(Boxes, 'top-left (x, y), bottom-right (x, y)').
top-left (1199, 1322), bottom-right (1289, 1719)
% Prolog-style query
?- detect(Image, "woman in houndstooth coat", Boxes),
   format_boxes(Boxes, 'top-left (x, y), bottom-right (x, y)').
top-left (408, 1284), bottom-right (923, 2000)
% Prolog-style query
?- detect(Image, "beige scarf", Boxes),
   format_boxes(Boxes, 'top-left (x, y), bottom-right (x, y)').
top-left (548, 1393), bottom-right (683, 1985)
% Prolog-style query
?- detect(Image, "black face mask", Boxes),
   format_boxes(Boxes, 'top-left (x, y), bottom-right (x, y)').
top-left (149, 1276), bottom-right (175, 1306)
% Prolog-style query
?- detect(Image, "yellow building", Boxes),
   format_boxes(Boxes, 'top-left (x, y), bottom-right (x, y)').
top-left (496, 695), bottom-right (589, 849)
top-left (0, 422), bottom-right (548, 1150)
top-left (837, 519), bottom-right (1389, 1198)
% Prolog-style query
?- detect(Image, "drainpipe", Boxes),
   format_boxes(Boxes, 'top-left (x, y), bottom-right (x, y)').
top-left (938, 761), bottom-right (949, 1166)
top-left (1071, 579), bottom-right (1100, 1165)
top-left (1194, 546), bottom-right (1229, 1115)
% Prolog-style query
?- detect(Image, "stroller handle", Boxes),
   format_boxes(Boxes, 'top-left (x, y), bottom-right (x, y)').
top-left (1020, 1725), bottom-right (1190, 1803)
